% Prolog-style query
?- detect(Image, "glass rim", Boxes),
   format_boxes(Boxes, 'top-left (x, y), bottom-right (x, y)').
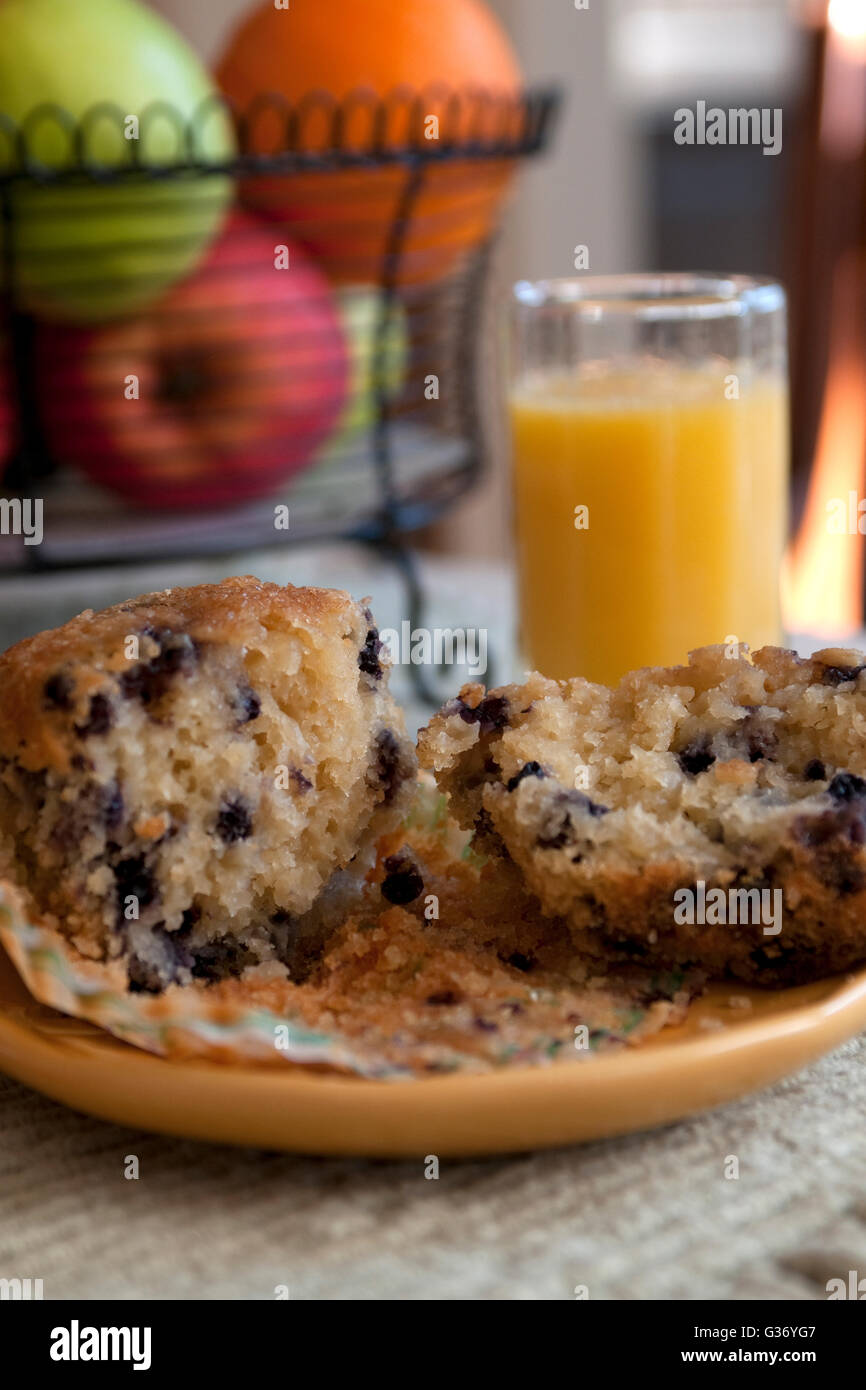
top-left (512, 273), bottom-right (786, 321)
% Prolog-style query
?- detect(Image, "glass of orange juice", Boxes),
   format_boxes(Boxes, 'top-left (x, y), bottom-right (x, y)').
top-left (509, 274), bottom-right (789, 686)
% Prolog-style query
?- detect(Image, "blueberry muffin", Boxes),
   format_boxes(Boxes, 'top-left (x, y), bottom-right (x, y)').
top-left (0, 578), bottom-right (415, 991)
top-left (418, 646), bottom-right (866, 985)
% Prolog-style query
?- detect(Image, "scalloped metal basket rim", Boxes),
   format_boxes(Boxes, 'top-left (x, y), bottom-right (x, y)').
top-left (0, 85), bottom-right (563, 183)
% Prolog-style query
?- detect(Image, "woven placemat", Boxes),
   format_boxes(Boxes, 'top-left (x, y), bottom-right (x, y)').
top-left (1, 1032), bottom-right (864, 1300)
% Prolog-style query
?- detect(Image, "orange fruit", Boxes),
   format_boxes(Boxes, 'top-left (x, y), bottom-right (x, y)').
top-left (216, 0), bottom-right (523, 286)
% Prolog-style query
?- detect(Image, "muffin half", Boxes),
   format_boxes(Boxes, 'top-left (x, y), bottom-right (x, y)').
top-left (418, 645), bottom-right (866, 985)
top-left (0, 577), bottom-right (415, 991)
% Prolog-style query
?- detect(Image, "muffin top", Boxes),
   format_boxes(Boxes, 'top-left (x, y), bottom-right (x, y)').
top-left (0, 577), bottom-right (379, 774)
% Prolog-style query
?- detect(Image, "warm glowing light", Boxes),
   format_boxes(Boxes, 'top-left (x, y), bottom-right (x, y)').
top-left (783, 249), bottom-right (866, 637)
top-left (782, 353), bottom-right (866, 636)
top-left (828, 0), bottom-right (866, 45)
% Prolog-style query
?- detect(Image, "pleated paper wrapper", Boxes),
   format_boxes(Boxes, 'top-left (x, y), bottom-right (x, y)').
top-left (0, 879), bottom-right (411, 1078)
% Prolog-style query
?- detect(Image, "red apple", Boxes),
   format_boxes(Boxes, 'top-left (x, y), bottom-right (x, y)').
top-left (36, 214), bottom-right (349, 510)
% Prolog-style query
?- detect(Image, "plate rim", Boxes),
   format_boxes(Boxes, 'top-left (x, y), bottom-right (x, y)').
top-left (2, 964), bottom-right (864, 1156)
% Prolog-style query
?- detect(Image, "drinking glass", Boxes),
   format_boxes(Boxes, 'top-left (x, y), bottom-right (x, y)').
top-left (509, 273), bottom-right (789, 686)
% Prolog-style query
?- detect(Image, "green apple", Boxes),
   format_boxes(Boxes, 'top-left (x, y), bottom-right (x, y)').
top-left (323, 287), bottom-right (409, 455)
top-left (0, 0), bottom-right (235, 323)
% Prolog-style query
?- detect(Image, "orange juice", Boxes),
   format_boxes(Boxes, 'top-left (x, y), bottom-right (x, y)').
top-left (510, 366), bottom-right (789, 686)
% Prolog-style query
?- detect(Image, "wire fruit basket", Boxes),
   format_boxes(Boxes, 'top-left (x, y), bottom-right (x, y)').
top-left (0, 88), bottom-right (559, 691)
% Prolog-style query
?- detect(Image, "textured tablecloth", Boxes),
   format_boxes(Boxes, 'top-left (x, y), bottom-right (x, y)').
top-left (1, 549), bottom-right (865, 1301)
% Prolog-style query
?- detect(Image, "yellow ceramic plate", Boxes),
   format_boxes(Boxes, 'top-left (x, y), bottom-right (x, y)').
top-left (1, 944), bottom-right (865, 1157)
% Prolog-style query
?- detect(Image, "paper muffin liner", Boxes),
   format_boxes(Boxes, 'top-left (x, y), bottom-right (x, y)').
top-left (0, 879), bottom-right (415, 1078)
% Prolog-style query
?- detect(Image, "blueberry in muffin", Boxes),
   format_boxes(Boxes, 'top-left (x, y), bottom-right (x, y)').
top-left (0, 577), bottom-right (415, 991)
top-left (418, 646), bottom-right (866, 985)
